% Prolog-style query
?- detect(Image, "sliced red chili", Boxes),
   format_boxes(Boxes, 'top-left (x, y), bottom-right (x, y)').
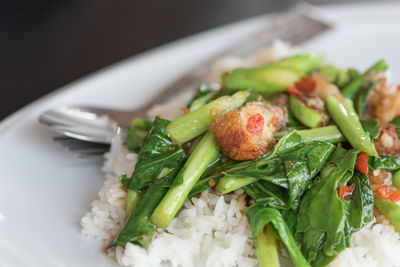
top-left (389, 190), bottom-right (400, 203)
top-left (377, 185), bottom-right (392, 199)
top-left (286, 86), bottom-right (303, 96)
top-left (246, 113), bottom-right (264, 136)
top-left (295, 76), bottom-right (316, 93)
top-left (181, 107), bottom-right (190, 115)
top-left (339, 184), bottom-right (355, 200)
top-left (355, 152), bottom-right (369, 174)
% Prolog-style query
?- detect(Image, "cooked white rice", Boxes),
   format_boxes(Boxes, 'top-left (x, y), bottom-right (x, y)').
top-left (81, 40), bottom-right (400, 267)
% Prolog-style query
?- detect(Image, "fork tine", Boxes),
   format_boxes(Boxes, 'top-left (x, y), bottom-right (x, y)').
top-left (53, 136), bottom-right (110, 157)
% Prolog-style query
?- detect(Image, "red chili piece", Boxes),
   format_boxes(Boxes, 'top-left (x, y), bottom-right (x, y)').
top-left (286, 86), bottom-right (303, 96)
top-left (246, 113), bottom-right (264, 136)
top-left (295, 76), bottom-right (316, 93)
top-left (356, 152), bottom-right (369, 174)
top-left (389, 191), bottom-right (400, 203)
top-left (377, 185), bottom-right (392, 199)
top-left (339, 184), bottom-right (355, 200)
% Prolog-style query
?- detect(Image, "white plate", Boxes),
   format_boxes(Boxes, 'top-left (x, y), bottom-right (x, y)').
top-left (1, 2), bottom-right (400, 266)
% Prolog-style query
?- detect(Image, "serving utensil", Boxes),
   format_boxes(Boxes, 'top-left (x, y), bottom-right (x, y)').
top-left (39, 3), bottom-right (332, 156)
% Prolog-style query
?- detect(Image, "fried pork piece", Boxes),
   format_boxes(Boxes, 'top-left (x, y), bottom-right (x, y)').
top-left (374, 123), bottom-right (400, 156)
top-left (209, 102), bottom-right (287, 161)
top-left (311, 73), bottom-right (343, 100)
top-left (367, 77), bottom-right (400, 122)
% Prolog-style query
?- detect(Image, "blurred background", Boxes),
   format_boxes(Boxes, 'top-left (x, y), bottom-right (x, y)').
top-left (0, 0), bottom-right (392, 120)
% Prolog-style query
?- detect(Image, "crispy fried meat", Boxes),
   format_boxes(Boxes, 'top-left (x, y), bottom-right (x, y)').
top-left (209, 102), bottom-right (287, 161)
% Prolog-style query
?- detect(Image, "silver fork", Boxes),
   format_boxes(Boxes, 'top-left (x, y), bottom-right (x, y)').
top-left (39, 3), bottom-right (332, 156)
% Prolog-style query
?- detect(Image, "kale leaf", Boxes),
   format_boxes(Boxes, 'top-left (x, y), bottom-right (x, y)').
top-left (112, 117), bottom-right (187, 247)
top-left (125, 118), bottom-right (152, 153)
top-left (246, 204), bottom-right (310, 267)
top-left (296, 147), bottom-right (373, 266)
top-left (121, 117), bottom-right (187, 192)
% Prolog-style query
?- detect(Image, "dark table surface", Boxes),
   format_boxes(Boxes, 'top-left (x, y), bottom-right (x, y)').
top-left (0, 0), bottom-right (382, 120)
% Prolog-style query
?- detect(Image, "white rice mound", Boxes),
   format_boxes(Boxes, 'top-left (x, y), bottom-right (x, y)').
top-left (81, 40), bottom-right (400, 267)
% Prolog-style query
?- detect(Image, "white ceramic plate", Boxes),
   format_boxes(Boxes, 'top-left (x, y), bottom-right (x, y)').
top-left (1, 2), bottom-right (400, 266)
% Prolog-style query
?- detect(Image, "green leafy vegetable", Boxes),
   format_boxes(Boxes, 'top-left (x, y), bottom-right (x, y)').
top-left (368, 155), bottom-right (400, 171)
top-left (354, 83), bottom-right (375, 117)
top-left (346, 174), bottom-right (374, 234)
top-left (121, 117), bottom-right (187, 192)
top-left (222, 53), bottom-right (324, 93)
top-left (290, 95), bottom-right (324, 128)
top-left (111, 117), bottom-right (188, 247)
top-left (342, 59), bottom-right (388, 98)
top-left (213, 132), bottom-right (334, 209)
top-left (151, 131), bottom-right (220, 228)
top-left (274, 125), bottom-right (346, 144)
top-left (375, 199), bottom-right (400, 232)
top-left (246, 205), bottom-right (310, 267)
top-left (187, 83), bottom-right (220, 111)
top-left (166, 90), bottom-right (249, 144)
top-left (111, 185), bottom-right (168, 247)
top-left (325, 95), bottom-right (378, 156)
top-left (256, 224), bottom-right (280, 267)
top-left (361, 118), bottom-right (381, 140)
top-left (125, 118), bottom-right (152, 153)
top-left (296, 147), bottom-right (373, 266)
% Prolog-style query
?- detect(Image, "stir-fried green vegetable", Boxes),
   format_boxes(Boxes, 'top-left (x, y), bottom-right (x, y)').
top-left (325, 95), bottom-right (378, 157)
top-left (112, 53), bottom-right (399, 267)
top-left (342, 59), bottom-right (387, 98)
top-left (212, 132), bottom-right (335, 209)
top-left (222, 53), bottom-right (324, 93)
top-left (296, 148), bottom-right (373, 266)
top-left (166, 90), bottom-right (249, 144)
top-left (125, 118), bottom-right (152, 153)
top-left (151, 131), bottom-right (220, 228)
top-left (256, 224), bottom-right (280, 267)
top-left (289, 95), bottom-right (324, 128)
top-left (111, 117), bottom-right (188, 247)
top-left (375, 199), bottom-right (400, 232)
top-left (274, 125), bottom-right (345, 144)
top-left (246, 205), bottom-right (310, 267)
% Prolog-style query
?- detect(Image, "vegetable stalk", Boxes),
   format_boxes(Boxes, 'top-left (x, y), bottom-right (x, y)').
top-left (151, 131), bottom-right (220, 228)
top-left (342, 59), bottom-right (388, 98)
top-left (325, 95), bottom-right (378, 156)
top-left (274, 125), bottom-right (345, 144)
top-left (289, 95), bottom-right (324, 128)
top-left (125, 190), bottom-right (141, 218)
top-left (256, 224), bottom-right (280, 267)
top-left (374, 198), bottom-right (400, 232)
top-left (222, 53), bottom-right (324, 93)
top-left (216, 175), bottom-right (257, 194)
top-left (166, 90), bottom-right (248, 144)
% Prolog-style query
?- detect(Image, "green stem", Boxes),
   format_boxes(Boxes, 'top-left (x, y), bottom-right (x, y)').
top-left (166, 91), bottom-right (248, 144)
top-left (394, 170), bottom-right (400, 189)
top-left (125, 190), bottom-right (141, 218)
top-left (257, 224), bottom-right (281, 267)
top-left (151, 131), bottom-right (220, 228)
top-left (325, 95), bottom-right (378, 156)
top-left (375, 198), bottom-right (400, 232)
top-left (274, 125), bottom-right (345, 144)
top-left (222, 53), bottom-right (324, 93)
top-left (216, 175), bottom-right (257, 194)
top-left (111, 185), bottom-right (168, 247)
top-left (189, 91), bottom-right (218, 111)
top-left (289, 95), bottom-right (324, 128)
top-left (342, 59), bottom-right (387, 98)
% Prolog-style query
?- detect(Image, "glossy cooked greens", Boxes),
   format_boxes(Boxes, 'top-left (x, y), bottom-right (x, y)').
top-left (112, 117), bottom-right (188, 247)
top-left (296, 148), bottom-right (373, 266)
top-left (113, 53), bottom-right (396, 267)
